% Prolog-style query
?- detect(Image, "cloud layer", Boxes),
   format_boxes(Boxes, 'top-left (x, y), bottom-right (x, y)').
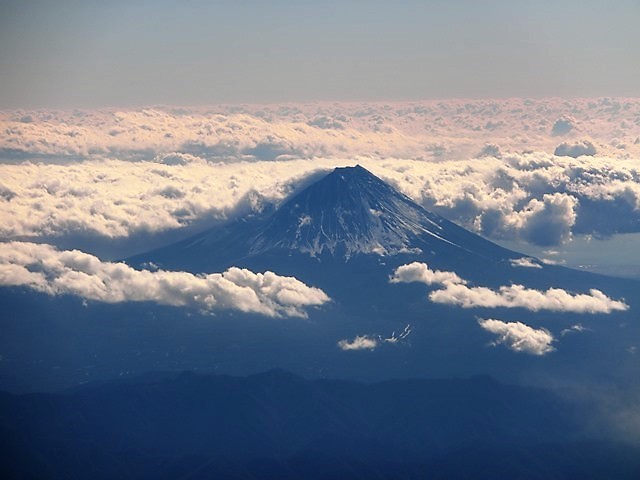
top-left (0, 242), bottom-right (329, 318)
top-left (478, 318), bottom-right (555, 355)
top-left (3, 98), bottom-right (639, 162)
top-left (1, 99), bottom-right (640, 248)
top-left (392, 262), bottom-right (628, 314)
top-left (1, 153), bottom-right (639, 249)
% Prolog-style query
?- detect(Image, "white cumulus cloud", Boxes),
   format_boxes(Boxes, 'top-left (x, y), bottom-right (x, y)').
top-left (429, 283), bottom-right (628, 314)
top-left (0, 242), bottom-right (329, 318)
top-left (510, 257), bottom-right (542, 269)
top-left (554, 140), bottom-right (597, 158)
top-left (478, 318), bottom-right (555, 355)
top-left (390, 261), bottom-right (465, 285)
top-left (392, 262), bottom-right (628, 314)
top-left (338, 335), bottom-right (379, 351)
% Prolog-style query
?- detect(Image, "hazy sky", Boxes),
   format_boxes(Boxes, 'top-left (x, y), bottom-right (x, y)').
top-left (1, 0), bottom-right (639, 108)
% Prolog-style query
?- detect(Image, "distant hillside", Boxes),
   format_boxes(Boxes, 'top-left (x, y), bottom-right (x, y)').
top-left (2, 370), bottom-right (640, 479)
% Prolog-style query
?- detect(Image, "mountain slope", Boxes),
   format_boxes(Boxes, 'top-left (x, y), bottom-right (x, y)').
top-left (128, 165), bottom-right (517, 273)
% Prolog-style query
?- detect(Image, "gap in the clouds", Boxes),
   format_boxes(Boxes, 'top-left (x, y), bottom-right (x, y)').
top-left (496, 233), bottom-right (640, 280)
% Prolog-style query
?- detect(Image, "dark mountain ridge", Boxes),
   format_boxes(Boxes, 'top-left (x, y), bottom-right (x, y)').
top-left (4, 369), bottom-right (638, 480)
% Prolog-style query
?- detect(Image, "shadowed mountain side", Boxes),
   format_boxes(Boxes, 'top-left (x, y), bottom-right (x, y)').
top-left (3, 370), bottom-right (638, 480)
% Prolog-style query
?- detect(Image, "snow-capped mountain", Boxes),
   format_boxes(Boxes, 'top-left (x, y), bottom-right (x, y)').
top-left (250, 164), bottom-right (458, 258)
top-left (130, 165), bottom-right (515, 272)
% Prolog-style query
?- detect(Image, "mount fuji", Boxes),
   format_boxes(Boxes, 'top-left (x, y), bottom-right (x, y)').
top-left (1, 166), bottom-right (638, 392)
top-left (129, 165), bottom-right (516, 274)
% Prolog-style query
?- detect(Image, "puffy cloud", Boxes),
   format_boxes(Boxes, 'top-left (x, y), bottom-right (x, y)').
top-left (477, 143), bottom-right (502, 158)
top-left (510, 257), bottom-right (542, 269)
top-left (519, 193), bottom-right (578, 246)
top-left (429, 283), bottom-right (628, 313)
top-left (338, 324), bottom-right (412, 351)
top-left (476, 192), bottom-right (577, 246)
top-left (478, 318), bottom-right (555, 355)
top-left (0, 107), bottom-right (423, 162)
top-left (3, 98), bottom-right (639, 162)
top-left (338, 335), bottom-right (379, 351)
top-left (390, 262), bottom-right (465, 286)
top-left (551, 117), bottom-right (575, 136)
top-left (554, 140), bottom-right (597, 157)
top-left (0, 242), bottom-right (329, 318)
top-left (392, 262), bottom-right (628, 314)
top-left (0, 159), bottom-right (336, 239)
top-left (1, 153), bottom-right (639, 250)
top-left (381, 153), bottom-right (640, 245)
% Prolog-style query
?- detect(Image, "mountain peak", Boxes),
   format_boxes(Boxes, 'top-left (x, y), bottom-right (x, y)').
top-left (330, 164), bottom-right (369, 176)
top-left (249, 165), bottom-right (456, 258)
top-left (305, 164), bottom-right (388, 192)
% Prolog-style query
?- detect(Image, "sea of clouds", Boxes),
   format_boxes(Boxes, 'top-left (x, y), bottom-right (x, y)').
top-left (1, 98), bottom-right (639, 255)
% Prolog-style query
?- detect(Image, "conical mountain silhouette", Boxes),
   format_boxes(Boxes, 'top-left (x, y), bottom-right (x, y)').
top-left (130, 165), bottom-right (515, 272)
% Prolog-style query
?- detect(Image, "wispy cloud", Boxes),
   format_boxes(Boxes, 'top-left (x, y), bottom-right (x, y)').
top-left (510, 257), bottom-right (542, 269)
top-left (0, 242), bottom-right (330, 318)
top-left (560, 324), bottom-right (589, 336)
top-left (338, 324), bottom-right (412, 351)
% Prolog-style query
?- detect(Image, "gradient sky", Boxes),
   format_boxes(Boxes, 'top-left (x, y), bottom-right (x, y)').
top-left (1, 0), bottom-right (639, 108)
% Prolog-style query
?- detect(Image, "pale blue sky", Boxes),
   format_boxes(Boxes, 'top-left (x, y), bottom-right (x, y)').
top-left (1, 0), bottom-right (639, 108)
